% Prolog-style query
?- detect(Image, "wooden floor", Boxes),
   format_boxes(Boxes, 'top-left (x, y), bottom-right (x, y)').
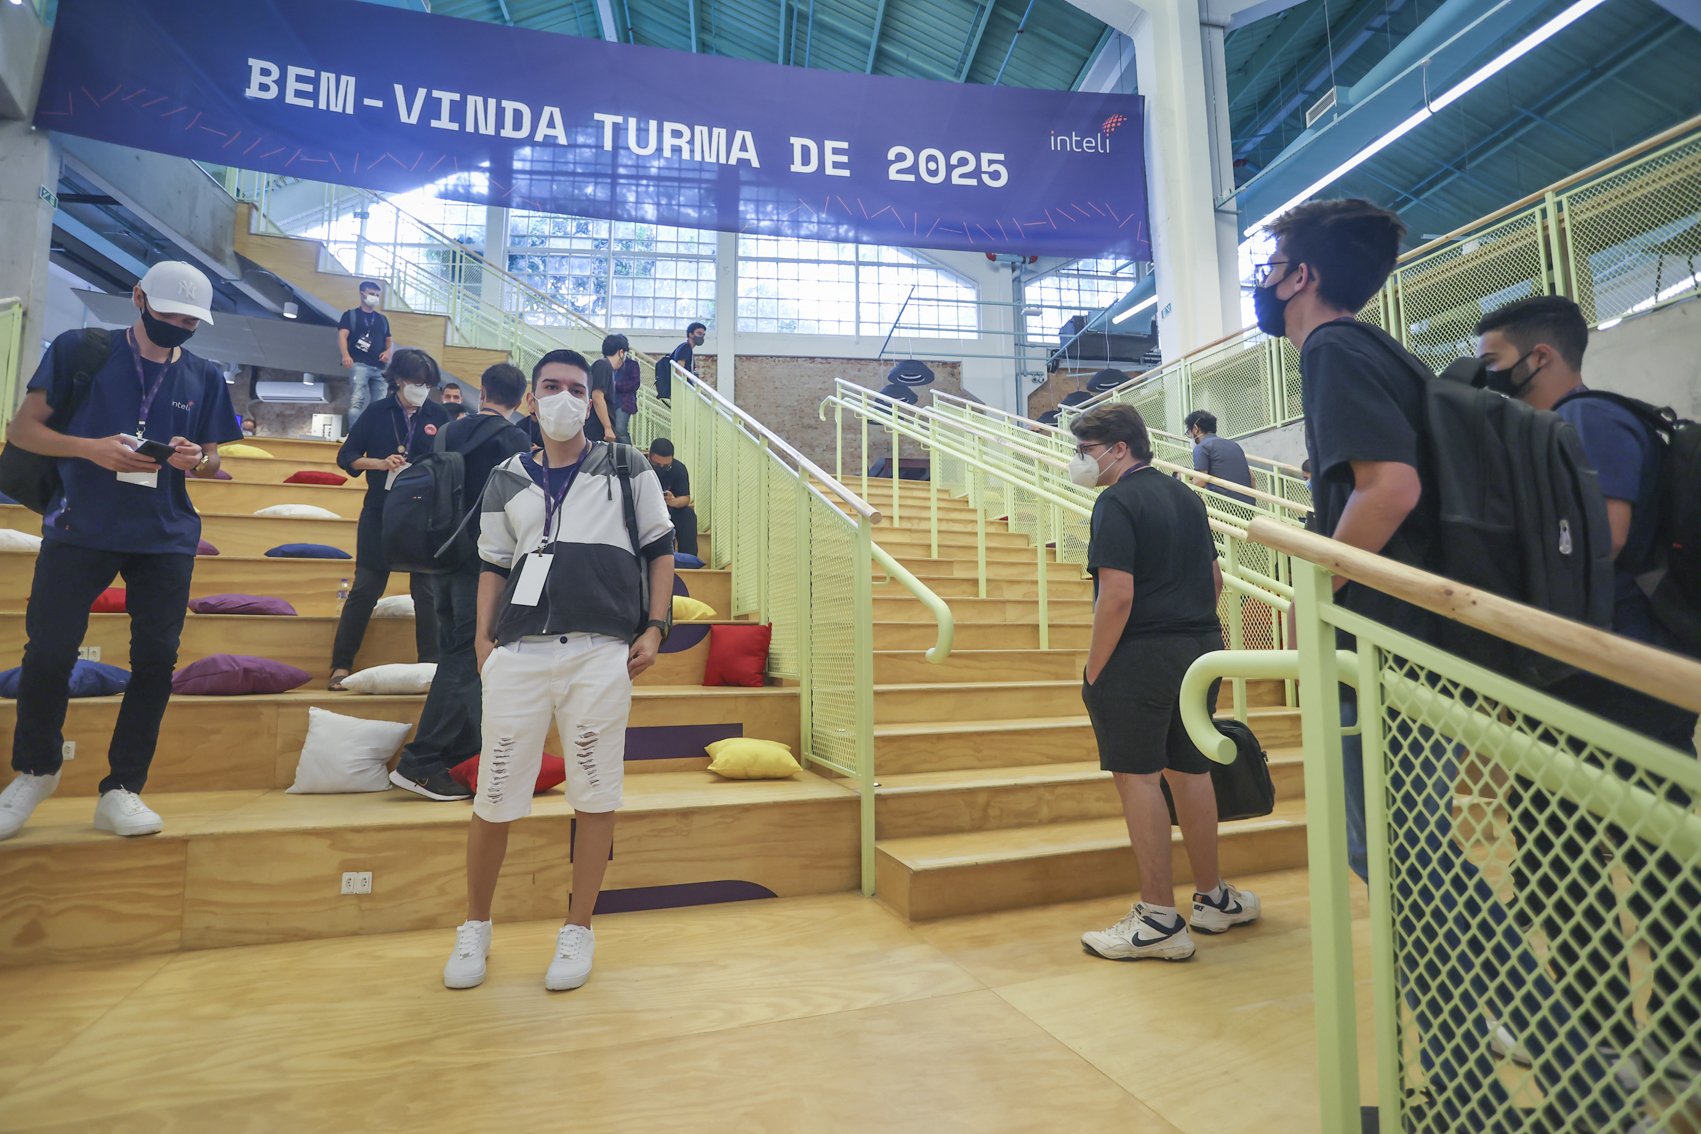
top-left (0, 868), bottom-right (1380, 1133)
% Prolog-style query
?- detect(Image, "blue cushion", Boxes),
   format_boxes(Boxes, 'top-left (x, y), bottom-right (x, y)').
top-left (674, 552), bottom-right (705, 569)
top-left (265, 543), bottom-right (353, 560)
top-left (0, 659), bottom-right (131, 698)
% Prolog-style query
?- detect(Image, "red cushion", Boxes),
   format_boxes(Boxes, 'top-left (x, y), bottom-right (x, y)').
top-left (703, 623), bottom-right (772, 688)
top-left (283, 470), bottom-right (349, 486)
top-left (449, 753), bottom-right (566, 795)
top-left (90, 587), bottom-right (126, 613)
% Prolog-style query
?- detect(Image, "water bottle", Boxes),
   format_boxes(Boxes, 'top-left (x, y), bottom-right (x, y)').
top-left (336, 578), bottom-right (350, 609)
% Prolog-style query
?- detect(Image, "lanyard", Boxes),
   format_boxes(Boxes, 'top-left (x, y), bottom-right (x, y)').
top-left (534, 446), bottom-right (589, 550)
top-left (126, 329), bottom-right (175, 437)
top-left (392, 403), bottom-right (418, 455)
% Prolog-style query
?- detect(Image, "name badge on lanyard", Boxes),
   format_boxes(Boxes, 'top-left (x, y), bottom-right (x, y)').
top-left (511, 449), bottom-right (584, 606)
top-left (118, 330), bottom-right (175, 489)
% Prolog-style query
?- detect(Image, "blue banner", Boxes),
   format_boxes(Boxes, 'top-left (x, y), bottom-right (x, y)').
top-left (36, 0), bottom-right (1149, 260)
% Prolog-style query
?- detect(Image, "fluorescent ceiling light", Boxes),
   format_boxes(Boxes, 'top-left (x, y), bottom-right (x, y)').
top-left (1112, 294), bottom-right (1159, 325)
top-left (1244, 0), bottom-right (1611, 237)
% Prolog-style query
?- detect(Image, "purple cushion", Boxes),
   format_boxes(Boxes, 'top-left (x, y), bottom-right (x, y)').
top-left (196, 539), bottom-right (220, 556)
top-left (188, 594), bottom-right (298, 616)
top-left (212, 469), bottom-right (233, 480)
top-left (171, 654), bottom-right (311, 695)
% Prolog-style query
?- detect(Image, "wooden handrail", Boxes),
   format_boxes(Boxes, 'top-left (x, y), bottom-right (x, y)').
top-left (1247, 518), bottom-right (1701, 714)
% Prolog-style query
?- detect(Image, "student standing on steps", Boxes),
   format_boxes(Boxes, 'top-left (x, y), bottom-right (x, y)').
top-left (389, 363), bottom-right (531, 802)
top-left (1067, 403), bottom-right (1260, 963)
top-left (338, 281), bottom-right (393, 430)
top-left (327, 349), bottom-right (447, 690)
top-left (0, 261), bottom-right (240, 840)
top-left (443, 348), bottom-right (675, 992)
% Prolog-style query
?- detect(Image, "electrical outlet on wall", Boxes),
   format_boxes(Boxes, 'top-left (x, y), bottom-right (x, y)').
top-left (61, 741), bottom-right (76, 762)
top-left (77, 646), bottom-right (102, 662)
top-left (339, 871), bottom-right (373, 895)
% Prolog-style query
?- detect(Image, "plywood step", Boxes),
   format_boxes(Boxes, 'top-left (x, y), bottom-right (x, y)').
top-left (872, 528), bottom-right (1038, 552)
top-left (874, 799), bottom-right (1309, 921)
top-left (895, 556), bottom-right (1086, 582)
top-left (872, 595), bottom-right (1094, 624)
top-left (0, 772), bottom-right (857, 964)
top-left (874, 680), bottom-right (1085, 725)
top-left (875, 749), bottom-right (1307, 839)
top-left (188, 478), bottom-right (366, 519)
top-left (876, 574), bottom-right (1093, 600)
top-left (212, 437), bottom-right (344, 464)
top-left (217, 456), bottom-right (352, 484)
top-left (1, 506), bottom-right (356, 559)
top-left (874, 649), bottom-right (1088, 684)
top-left (873, 622), bottom-right (1092, 651)
top-left (0, 686), bottom-right (801, 797)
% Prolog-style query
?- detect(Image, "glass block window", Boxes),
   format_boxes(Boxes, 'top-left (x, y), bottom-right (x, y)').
top-left (507, 213), bottom-right (716, 331)
top-left (1023, 257), bottom-right (1142, 343)
top-left (737, 236), bottom-right (977, 336)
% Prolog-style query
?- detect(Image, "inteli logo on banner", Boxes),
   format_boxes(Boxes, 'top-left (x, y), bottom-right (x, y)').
top-left (1050, 114), bottom-right (1127, 154)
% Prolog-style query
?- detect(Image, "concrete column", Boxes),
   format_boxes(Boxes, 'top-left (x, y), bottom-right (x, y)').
top-left (1067, 0), bottom-right (1246, 358)
top-left (0, 120), bottom-right (62, 398)
top-left (481, 204), bottom-right (511, 312)
top-left (714, 230), bottom-right (738, 403)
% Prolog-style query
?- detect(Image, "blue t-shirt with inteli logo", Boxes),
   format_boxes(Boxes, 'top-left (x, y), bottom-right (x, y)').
top-left (26, 329), bottom-right (242, 556)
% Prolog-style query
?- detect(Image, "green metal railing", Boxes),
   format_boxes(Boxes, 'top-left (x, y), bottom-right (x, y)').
top-left (0, 299), bottom-right (24, 432)
top-left (1076, 114), bottom-right (1701, 440)
top-left (214, 169), bottom-right (633, 377)
top-left (638, 363), bottom-right (951, 894)
top-left (820, 379), bottom-right (1299, 722)
top-left (1182, 519), bottom-right (1701, 1133)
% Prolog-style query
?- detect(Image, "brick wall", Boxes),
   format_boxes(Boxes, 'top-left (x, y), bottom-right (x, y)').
top-left (724, 356), bottom-right (962, 475)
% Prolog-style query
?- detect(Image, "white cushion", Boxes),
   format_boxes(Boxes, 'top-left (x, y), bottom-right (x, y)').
top-left (0, 530), bottom-right (43, 551)
top-left (287, 707), bottom-right (411, 794)
top-left (254, 504), bottom-right (342, 519)
top-left (371, 594), bottom-right (415, 618)
top-left (340, 662), bottom-right (436, 694)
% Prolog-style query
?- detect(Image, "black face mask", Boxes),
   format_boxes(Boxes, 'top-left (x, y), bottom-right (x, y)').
top-left (1482, 350), bottom-right (1541, 399)
top-left (139, 302), bottom-right (195, 349)
top-left (1253, 265), bottom-right (1296, 338)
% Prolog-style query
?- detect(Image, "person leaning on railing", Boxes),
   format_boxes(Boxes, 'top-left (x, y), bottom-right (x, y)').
top-left (1475, 294), bottom-right (1700, 1080)
top-left (1258, 197), bottom-right (1631, 1128)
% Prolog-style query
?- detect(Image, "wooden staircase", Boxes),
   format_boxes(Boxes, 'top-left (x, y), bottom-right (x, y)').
top-left (842, 479), bottom-right (1309, 921)
top-left (232, 203), bottom-right (508, 382)
top-left (0, 439), bottom-right (853, 967)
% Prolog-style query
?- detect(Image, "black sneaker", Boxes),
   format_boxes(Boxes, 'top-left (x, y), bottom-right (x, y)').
top-left (389, 767), bottom-right (472, 801)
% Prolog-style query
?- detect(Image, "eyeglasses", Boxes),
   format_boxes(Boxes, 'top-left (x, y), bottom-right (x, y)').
top-left (1251, 259), bottom-right (1292, 287)
top-left (1074, 442), bottom-right (1109, 458)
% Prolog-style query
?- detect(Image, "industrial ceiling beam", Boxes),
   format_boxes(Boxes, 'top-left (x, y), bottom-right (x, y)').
top-left (1224, 3), bottom-right (1325, 116)
top-left (594, 0), bottom-right (619, 42)
top-left (689, 0), bottom-right (700, 53)
top-left (493, 0), bottom-right (512, 24)
top-left (955, 0), bottom-right (997, 82)
top-left (865, 0), bottom-right (889, 73)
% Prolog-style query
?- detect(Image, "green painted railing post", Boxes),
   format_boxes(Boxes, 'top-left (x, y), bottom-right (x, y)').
top-left (852, 514), bottom-right (878, 897)
top-left (794, 478), bottom-right (814, 768)
top-left (928, 416), bottom-right (940, 561)
top-left (1225, 537), bottom-right (1247, 723)
top-left (972, 438), bottom-right (988, 599)
top-left (891, 410), bottom-right (901, 527)
top-left (860, 406), bottom-right (870, 502)
top-left (1356, 638), bottom-right (1403, 1129)
top-left (756, 438), bottom-right (772, 622)
top-left (1291, 559), bottom-right (1362, 1134)
top-left (835, 402), bottom-right (844, 483)
top-left (1036, 523), bottom-right (1050, 652)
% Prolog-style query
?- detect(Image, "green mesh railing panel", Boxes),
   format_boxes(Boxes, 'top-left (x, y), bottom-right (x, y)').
top-left (1561, 132), bottom-right (1701, 325)
top-left (806, 492), bottom-right (860, 777)
top-left (1393, 209), bottom-right (1553, 375)
top-left (1184, 332), bottom-right (1274, 440)
top-left (765, 472), bottom-right (803, 680)
top-left (1359, 648), bottom-right (1701, 1131)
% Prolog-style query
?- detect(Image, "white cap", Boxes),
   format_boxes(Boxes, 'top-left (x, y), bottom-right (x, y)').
top-left (137, 261), bottom-right (215, 325)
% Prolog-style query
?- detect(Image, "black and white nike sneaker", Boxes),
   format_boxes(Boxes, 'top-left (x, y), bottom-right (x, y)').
top-left (1081, 903), bottom-right (1196, 961)
top-left (1190, 882), bottom-right (1261, 934)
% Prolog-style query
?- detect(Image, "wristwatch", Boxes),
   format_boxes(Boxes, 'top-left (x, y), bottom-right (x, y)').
top-left (644, 618), bottom-right (671, 643)
top-left (193, 452), bottom-right (212, 474)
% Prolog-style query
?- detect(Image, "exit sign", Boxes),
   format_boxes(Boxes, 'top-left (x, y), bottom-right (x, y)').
top-left (39, 185), bottom-right (59, 211)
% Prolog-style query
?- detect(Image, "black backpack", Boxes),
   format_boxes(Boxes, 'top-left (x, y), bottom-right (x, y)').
top-left (1335, 323), bottom-right (1614, 687)
top-left (381, 414), bottom-right (512, 574)
top-left (0, 329), bottom-right (115, 513)
top-left (1567, 390), bottom-right (1701, 654)
top-left (1163, 718), bottom-right (1275, 824)
top-left (609, 442), bottom-right (671, 638)
top-left (654, 353), bottom-right (675, 399)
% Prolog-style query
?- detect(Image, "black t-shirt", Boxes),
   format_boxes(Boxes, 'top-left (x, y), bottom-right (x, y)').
top-left (1300, 319), bottom-right (1440, 640)
top-left (671, 341), bottom-right (693, 372)
top-left (1086, 464), bottom-right (1220, 640)
top-left (652, 458), bottom-right (691, 509)
top-left (336, 397), bottom-right (450, 509)
top-left (585, 358), bottom-right (617, 441)
top-left (338, 308), bottom-right (391, 366)
top-left (443, 411), bottom-right (531, 539)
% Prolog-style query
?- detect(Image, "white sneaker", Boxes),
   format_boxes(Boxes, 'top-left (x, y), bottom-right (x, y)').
top-left (92, 789), bottom-right (162, 837)
top-left (443, 920), bottom-right (493, 989)
top-left (1081, 903), bottom-right (1195, 961)
top-left (1488, 1020), bottom-right (1533, 1067)
top-left (0, 772), bottom-right (60, 840)
top-left (545, 924), bottom-right (595, 990)
top-left (1190, 882), bottom-right (1262, 934)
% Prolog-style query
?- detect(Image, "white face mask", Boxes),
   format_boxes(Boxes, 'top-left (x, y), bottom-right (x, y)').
top-left (1067, 449), bottom-right (1112, 488)
top-left (536, 389), bottom-right (589, 441)
top-left (398, 383), bottom-right (430, 408)
top-left (363, 293), bottom-right (381, 307)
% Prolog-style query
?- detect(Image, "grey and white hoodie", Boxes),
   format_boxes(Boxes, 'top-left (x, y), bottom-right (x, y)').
top-left (478, 441), bottom-right (674, 645)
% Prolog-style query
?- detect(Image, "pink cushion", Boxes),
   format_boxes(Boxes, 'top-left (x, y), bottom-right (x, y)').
top-left (188, 594), bottom-right (298, 616)
top-left (196, 539), bottom-right (220, 556)
top-left (171, 655), bottom-right (310, 695)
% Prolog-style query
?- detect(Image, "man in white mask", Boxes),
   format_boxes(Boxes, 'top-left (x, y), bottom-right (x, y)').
top-left (442, 348), bottom-right (675, 993)
top-left (1069, 403), bottom-right (1260, 963)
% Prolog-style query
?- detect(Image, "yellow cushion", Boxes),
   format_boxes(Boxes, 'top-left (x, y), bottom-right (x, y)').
top-left (705, 738), bottom-right (801, 780)
top-left (220, 443), bottom-right (274, 458)
top-left (672, 595), bottom-right (718, 621)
